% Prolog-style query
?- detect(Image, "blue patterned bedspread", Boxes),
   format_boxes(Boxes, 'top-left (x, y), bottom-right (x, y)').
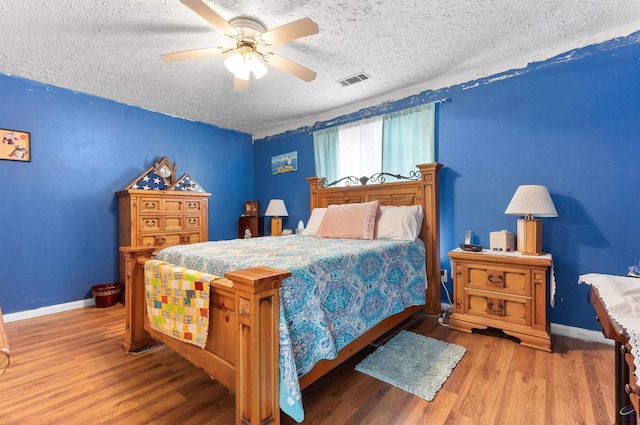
top-left (155, 234), bottom-right (427, 422)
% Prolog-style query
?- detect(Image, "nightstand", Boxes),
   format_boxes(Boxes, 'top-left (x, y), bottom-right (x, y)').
top-left (448, 248), bottom-right (552, 352)
top-left (239, 216), bottom-right (264, 238)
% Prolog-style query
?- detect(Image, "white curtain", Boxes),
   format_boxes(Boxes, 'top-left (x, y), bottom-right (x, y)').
top-left (337, 117), bottom-right (383, 180)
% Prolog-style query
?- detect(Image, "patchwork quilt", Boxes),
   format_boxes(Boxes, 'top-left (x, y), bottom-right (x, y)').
top-left (155, 234), bottom-right (427, 422)
top-left (144, 260), bottom-right (219, 348)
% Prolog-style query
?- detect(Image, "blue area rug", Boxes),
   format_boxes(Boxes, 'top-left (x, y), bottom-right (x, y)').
top-left (355, 330), bottom-right (466, 401)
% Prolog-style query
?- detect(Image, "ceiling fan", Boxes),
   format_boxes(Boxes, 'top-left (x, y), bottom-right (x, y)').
top-left (162, 0), bottom-right (319, 91)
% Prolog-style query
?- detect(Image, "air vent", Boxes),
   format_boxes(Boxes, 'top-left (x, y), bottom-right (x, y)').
top-left (337, 72), bottom-right (371, 87)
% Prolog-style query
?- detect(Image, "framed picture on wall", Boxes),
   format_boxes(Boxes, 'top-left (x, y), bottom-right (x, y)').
top-left (271, 151), bottom-right (297, 175)
top-left (0, 128), bottom-right (31, 162)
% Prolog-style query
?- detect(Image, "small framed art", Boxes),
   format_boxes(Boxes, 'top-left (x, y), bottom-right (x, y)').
top-left (1, 128), bottom-right (31, 162)
top-left (245, 200), bottom-right (259, 216)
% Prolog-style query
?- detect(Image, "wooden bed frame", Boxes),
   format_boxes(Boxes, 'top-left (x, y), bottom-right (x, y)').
top-left (120, 162), bottom-right (442, 425)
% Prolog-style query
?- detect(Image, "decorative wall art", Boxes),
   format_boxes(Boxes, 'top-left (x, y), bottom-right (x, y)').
top-left (271, 151), bottom-right (297, 175)
top-left (0, 128), bottom-right (31, 162)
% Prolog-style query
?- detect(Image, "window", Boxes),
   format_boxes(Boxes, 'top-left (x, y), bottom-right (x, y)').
top-left (313, 103), bottom-right (435, 185)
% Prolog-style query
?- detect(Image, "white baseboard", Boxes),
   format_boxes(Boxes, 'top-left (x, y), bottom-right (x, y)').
top-left (3, 298), bottom-right (96, 323)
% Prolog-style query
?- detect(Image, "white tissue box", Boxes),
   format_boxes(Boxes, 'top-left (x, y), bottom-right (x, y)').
top-left (490, 231), bottom-right (515, 251)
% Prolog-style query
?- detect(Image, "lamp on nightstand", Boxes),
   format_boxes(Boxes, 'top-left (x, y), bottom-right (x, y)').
top-left (265, 199), bottom-right (288, 236)
top-left (504, 185), bottom-right (557, 255)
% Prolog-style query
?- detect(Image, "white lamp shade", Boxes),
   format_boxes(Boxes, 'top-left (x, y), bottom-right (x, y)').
top-left (265, 199), bottom-right (288, 217)
top-left (504, 185), bottom-right (558, 218)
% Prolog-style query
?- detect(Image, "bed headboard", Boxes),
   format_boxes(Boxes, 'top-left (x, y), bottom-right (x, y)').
top-left (307, 163), bottom-right (443, 315)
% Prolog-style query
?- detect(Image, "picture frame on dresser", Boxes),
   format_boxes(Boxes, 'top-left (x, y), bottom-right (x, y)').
top-left (245, 200), bottom-right (259, 216)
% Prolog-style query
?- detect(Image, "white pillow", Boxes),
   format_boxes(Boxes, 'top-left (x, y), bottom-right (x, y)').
top-left (376, 205), bottom-right (423, 240)
top-left (301, 208), bottom-right (327, 236)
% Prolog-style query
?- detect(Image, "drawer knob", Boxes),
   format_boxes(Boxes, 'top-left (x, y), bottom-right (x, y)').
top-left (187, 202), bottom-right (198, 209)
top-left (625, 384), bottom-right (637, 395)
top-left (188, 218), bottom-right (197, 225)
top-left (181, 236), bottom-right (190, 243)
top-left (145, 202), bottom-right (157, 209)
top-left (145, 219), bottom-right (157, 227)
top-left (155, 237), bottom-right (166, 245)
top-left (488, 301), bottom-right (504, 313)
top-left (488, 273), bottom-right (503, 280)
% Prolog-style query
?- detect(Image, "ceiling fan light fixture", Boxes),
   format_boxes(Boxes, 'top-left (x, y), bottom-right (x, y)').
top-left (224, 53), bottom-right (244, 74)
top-left (224, 52), bottom-right (268, 80)
top-left (247, 54), bottom-right (268, 79)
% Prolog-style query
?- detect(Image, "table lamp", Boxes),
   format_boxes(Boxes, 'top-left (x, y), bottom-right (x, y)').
top-left (265, 199), bottom-right (288, 236)
top-left (504, 185), bottom-right (557, 255)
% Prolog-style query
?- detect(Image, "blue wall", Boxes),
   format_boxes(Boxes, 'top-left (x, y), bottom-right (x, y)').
top-left (253, 33), bottom-right (640, 330)
top-left (0, 76), bottom-right (253, 314)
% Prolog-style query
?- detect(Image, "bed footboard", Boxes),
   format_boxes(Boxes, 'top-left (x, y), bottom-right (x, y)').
top-left (120, 246), bottom-right (291, 425)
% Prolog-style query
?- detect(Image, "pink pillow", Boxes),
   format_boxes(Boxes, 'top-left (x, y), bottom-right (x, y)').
top-left (316, 201), bottom-right (379, 240)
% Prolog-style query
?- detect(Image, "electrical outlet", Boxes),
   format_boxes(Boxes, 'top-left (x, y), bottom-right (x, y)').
top-left (440, 269), bottom-right (447, 283)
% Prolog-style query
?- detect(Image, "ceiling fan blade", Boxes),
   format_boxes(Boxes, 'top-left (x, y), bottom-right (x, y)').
top-left (261, 52), bottom-right (317, 82)
top-left (161, 46), bottom-right (226, 62)
top-left (259, 17), bottom-right (319, 46)
top-left (234, 76), bottom-right (249, 92)
top-left (180, 0), bottom-right (239, 37)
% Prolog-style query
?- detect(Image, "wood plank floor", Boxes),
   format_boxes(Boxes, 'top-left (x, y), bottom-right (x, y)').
top-left (0, 304), bottom-right (615, 425)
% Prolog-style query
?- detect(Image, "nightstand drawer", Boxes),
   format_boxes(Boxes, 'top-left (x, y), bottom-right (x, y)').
top-left (464, 263), bottom-right (531, 296)
top-left (464, 288), bottom-right (531, 327)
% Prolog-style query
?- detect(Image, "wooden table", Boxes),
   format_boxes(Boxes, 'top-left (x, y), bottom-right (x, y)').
top-left (590, 285), bottom-right (639, 424)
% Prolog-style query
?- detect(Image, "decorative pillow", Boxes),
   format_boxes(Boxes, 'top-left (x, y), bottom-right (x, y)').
top-left (301, 208), bottom-right (327, 236)
top-left (315, 201), bottom-right (379, 240)
top-left (376, 205), bottom-right (424, 240)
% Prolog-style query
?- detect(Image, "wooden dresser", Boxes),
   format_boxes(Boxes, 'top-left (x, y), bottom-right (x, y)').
top-left (117, 189), bottom-right (210, 283)
top-left (448, 248), bottom-right (552, 351)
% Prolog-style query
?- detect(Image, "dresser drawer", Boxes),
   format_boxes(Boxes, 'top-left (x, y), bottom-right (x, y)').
top-left (463, 263), bottom-right (531, 296)
top-left (463, 288), bottom-right (531, 327)
top-left (184, 199), bottom-right (204, 213)
top-left (140, 217), bottom-right (161, 232)
top-left (139, 198), bottom-right (162, 213)
top-left (139, 231), bottom-right (203, 247)
top-left (139, 216), bottom-right (185, 232)
top-left (184, 215), bottom-right (202, 229)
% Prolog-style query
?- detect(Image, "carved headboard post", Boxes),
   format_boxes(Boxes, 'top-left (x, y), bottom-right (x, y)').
top-left (306, 176), bottom-right (323, 211)
top-left (417, 163), bottom-right (443, 315)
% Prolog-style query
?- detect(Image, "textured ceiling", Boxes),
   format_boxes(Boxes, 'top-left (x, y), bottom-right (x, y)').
top-left (1, 1), bottom-right (640, 138)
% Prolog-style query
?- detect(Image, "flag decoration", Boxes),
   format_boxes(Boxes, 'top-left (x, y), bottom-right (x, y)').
top-left (121, 158), bottom-right (207, 193)
top-left (170, 173), bottom-right (205, 192)
top-left (126, 166), bottom-right (171, 191)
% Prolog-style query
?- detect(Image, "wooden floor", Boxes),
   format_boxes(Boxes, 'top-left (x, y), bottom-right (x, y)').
top-left (0, 304), bottom-right (615, 425)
